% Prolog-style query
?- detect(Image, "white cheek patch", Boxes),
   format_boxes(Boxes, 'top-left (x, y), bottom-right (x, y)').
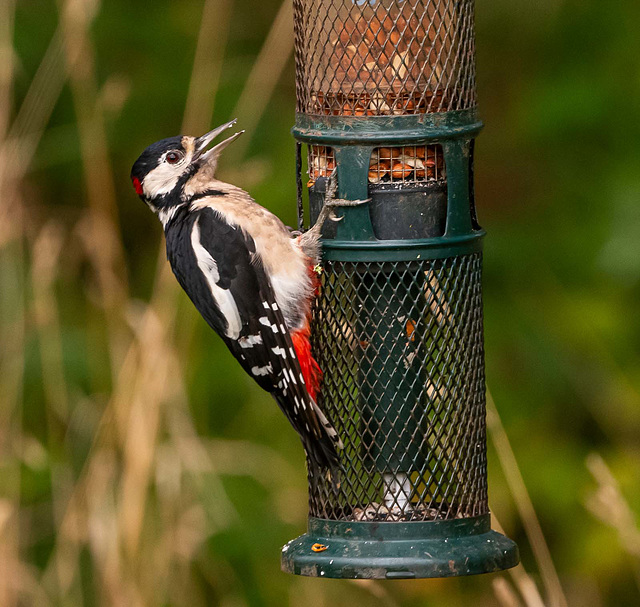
top-left (143, 162), bottom-right (187, 199)
top-left (191, 219), bottom-right (242, 339)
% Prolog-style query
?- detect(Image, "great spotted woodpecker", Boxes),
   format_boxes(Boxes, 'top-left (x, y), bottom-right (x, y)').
top-left (131, 120), bottom-right (363, 482)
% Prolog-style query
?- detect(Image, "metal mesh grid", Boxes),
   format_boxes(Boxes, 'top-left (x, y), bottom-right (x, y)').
top-left (308, 254), bottom-right (488, 521)
top-left (307, 144), bottom-right (445, 187)
top-left (294, 0), bottom-right (476, 115)
top-left (368, 144), bottom-right (445, 184)
top-left (308, 145), bottom-right (336, 185)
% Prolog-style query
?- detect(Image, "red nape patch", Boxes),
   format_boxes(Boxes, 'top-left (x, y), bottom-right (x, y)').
top-left (291, 324), bottom-right (322, 401)
top-left (131, 176), bottom-right (144, 196)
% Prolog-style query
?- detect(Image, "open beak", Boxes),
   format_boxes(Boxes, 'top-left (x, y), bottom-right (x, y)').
top-left (193, 119), bottom-right (244, 161)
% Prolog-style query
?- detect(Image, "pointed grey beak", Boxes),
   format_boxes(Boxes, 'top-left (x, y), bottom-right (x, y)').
top-left (193, 120), bottom-right (244, 161)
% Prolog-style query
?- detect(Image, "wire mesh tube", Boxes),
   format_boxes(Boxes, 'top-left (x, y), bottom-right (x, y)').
top-left (309, 257), bottom-right (488, 522)
top-left (294, 0), bottom-right (485, 523)
top-left (293, 0), bottom-right (476, 115)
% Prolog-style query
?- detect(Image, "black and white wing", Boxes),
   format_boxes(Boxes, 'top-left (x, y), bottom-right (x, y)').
top-left (167, 205), bottom-right (341, 474)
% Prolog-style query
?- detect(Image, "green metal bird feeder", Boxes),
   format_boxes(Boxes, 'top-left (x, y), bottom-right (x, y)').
top-left (282, 0), bottom-right (519, 579)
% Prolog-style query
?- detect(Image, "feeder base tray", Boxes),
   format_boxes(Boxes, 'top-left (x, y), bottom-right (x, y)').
top-left (281, 515), bottom-right (518, 579)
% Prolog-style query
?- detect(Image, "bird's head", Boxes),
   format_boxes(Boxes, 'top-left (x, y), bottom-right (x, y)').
top-left (130, 119), bottom-right (243, 212)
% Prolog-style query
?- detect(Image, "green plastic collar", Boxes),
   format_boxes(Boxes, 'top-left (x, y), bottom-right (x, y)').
top-left (282, 516), bottom-right (519, 579)
top-left (293, 109), bottom-right (483, 145)
top-left (320, 230), bottom-right (485, 262)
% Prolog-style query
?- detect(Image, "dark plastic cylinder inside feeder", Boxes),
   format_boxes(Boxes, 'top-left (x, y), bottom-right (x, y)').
top-left (282, 0), bottom-right (519, 579)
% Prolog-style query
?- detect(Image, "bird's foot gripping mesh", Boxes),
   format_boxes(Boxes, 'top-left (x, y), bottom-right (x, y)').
top-left (308, 254), bottom-right (488, 522)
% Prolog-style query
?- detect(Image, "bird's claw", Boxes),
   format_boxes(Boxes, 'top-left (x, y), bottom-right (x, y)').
top-left (325, 197), bottom-right (371, 222)
top-left (302, 169), bottom-right (370, 237)
top-left (324, 168), bottom-right (370, 211)
top-left (325, 198), bottom-right (370, 208)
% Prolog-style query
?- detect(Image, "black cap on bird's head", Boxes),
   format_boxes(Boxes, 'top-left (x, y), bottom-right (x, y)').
top-left (130, 119), bottom-right (244, 209)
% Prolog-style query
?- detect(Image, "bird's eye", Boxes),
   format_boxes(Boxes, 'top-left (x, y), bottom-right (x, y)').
top-left (166, 151), bottom-right (183, 164)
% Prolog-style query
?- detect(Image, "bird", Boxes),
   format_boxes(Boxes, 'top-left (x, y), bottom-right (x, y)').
top-left (130, 119), bottom-right (363, 485)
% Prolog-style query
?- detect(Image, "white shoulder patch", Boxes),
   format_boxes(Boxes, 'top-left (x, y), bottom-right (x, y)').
top-left (191, 219), bottom-right (242, 339)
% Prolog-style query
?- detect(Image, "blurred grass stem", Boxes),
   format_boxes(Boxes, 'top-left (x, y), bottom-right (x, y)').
top-left (229, 0), bottom-right (294, 160)
top-left (488, 388), bottom-right (567, 607)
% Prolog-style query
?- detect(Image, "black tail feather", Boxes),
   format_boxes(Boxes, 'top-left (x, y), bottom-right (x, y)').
top-left (303, 434), bottom-right (342, 495)
top-left (272, 392), bottom-right (342, 493)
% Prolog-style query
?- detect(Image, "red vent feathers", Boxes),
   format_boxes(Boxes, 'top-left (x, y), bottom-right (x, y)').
top-left (291, 324), bottom-right (322, 401)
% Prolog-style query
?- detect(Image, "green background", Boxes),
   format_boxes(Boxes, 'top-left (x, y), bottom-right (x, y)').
top-left (2, 0), bottom-right (640, 605)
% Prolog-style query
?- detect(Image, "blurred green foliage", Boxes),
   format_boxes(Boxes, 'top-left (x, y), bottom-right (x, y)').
top-left (2, 0), bottom-right (640, 605)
